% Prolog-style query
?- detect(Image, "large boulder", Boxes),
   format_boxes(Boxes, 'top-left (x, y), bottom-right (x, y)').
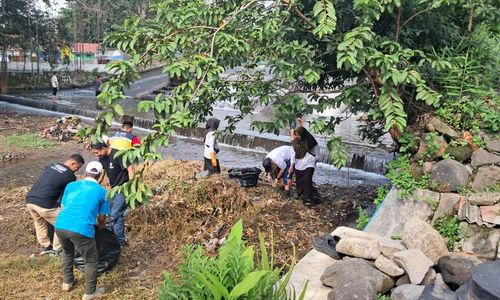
top-left (430, 159), bottom-right (470, 192)
top-left (331, 226), bottom-right (406, 259)
top-left (419, 284), bottom-right (457, 300)
top-left (471, 149), bottom-right (500, 168)
top-left (393, 249), bottom-right (434, 285)
top-left (460, 222), bottom-right (500, 260)
top-left (467, 192), bottom-right (500, 206)
top-left (391, 284), bottom-right (425, 300)
top-left (422, 268), bottom-right (437, 285)
top-left (445, 145), bottom-right (472, 163)
top-left (481, 133), bottom-right (500, 153)
top-left (335, 237), bottom-right (381, 260)
top-left (426, 117), bottom-right (460, 139)
top-left (416, 135), bottom-right (448, 161)
top-left (327, 279), bottom-right (376, 300)
top-left (472, 165), bottom-right (500, 192)
top-left (402, 217), bottom-right (449, 264)
top-left (321, 259), bottom-right (394, 294)
top-left (437, 253), bottom-right (482, 289)
top-left (431, 193), bottom-right (463, 225)
top-left (364, 189), bottom-right (435, 240)
top-left (375, 255), bottom-right (404, 277)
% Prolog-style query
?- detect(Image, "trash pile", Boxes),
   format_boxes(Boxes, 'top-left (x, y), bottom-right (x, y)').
top-left (43, 115), bottom-right (84, 142)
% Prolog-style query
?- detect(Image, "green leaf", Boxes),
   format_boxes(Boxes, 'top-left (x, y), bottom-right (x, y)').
top-left (114, 103), bottom-right (124, 116)
top-left (229, 271), bottom-right (269, 299)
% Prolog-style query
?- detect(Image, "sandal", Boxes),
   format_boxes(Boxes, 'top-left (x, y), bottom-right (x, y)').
top-left (312, 234), bottom-right (343, 260)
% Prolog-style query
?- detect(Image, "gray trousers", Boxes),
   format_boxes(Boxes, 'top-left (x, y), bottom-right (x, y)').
top-left (56, 230), bottom-right (98, 295)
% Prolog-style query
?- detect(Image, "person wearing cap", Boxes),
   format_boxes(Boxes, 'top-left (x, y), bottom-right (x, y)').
top-left (108, 115), bottom-right (140, 150)
top-left (26, 154), bottom-right (85, 255)
top-left (55, 161), bottom-right (109, 300)
top-left (262, 145), bottom-right (295, 193)
top-left (91, 141), bottom-right (134, 247)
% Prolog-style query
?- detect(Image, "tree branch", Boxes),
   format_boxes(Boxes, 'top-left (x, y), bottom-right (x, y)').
top-left (401, 6), bottom-right (433, 28)
top-left (363, 67), bottom-right (379, 97)
top-left (395, 6), bottom-right (402, 43)
top-left (293, 6), bottom-right (315, 29)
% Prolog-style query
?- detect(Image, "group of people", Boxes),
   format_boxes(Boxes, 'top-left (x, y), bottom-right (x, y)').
top-left (263, 120), bottom-right (320, 204)
top-left (202, 113), bottom-right (320, 205)
top-left (25, 118), bottom-right (140, 299)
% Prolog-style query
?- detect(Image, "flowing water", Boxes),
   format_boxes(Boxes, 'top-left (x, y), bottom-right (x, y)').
top-left (0, 102), bottom-right (388, 188)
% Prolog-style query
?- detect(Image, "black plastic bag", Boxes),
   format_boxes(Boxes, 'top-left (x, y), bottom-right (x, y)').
top-left (74, 228), bottom-right (121, 274)
top-left (228, 167), bottom-right (261, 187)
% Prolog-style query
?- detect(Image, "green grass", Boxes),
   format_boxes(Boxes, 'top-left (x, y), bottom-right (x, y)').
top-left (2, 134), bottom-right (56, 150)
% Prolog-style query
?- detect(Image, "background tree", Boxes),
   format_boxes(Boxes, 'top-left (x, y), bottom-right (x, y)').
top-left (89, 0), bottom-right (498, 207)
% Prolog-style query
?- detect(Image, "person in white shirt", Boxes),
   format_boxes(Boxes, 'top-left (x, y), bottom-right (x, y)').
top-left (203, 118), bottom-right (221, 175)
top-left (262, 145), bottom-right (295, 192)
top-left (291, 126), bottom-right (320, 205)
top-left (51, 71), bottom-right (59, 101)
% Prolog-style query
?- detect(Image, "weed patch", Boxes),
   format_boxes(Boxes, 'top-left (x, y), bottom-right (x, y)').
top-left (1, 133), bottom-right (56, 150)
top-left (433, 216), bottom-right (466, 249)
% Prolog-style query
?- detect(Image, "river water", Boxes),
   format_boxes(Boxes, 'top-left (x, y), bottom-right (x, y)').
top-left (0, 102), bottom-right (388, 188)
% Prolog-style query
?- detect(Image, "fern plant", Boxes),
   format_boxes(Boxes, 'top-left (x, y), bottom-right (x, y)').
top-left (158, 220), bottom-right (307, 300)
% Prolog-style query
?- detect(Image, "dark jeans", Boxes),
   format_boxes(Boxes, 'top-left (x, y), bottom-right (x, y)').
top-left (109, 193), bottom-right (127, 246)
top-left (56, 230), bottom-right (98, 295)
top-left (295, 167), bottom-right (317, 201)
top-left (204, 157), bottom-right (221, 175)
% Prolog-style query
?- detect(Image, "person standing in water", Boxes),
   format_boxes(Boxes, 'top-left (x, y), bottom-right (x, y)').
top-left (51, 71), bottom-right (59, 101)
top-left (203, 118), bottom-right (221, 175)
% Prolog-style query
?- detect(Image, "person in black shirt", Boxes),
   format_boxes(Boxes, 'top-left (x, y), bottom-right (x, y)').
top-left (91, 141), bottom-right (134, 247)
top-left (26, 154), bottom-right (85, 254)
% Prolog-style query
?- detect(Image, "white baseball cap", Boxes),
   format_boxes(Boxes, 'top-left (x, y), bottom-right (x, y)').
top-left (86, 161), bottom-right (103, 175)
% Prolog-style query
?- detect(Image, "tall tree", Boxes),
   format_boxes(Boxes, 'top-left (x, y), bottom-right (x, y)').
top-left (87, 0), bottom-right (498, 207)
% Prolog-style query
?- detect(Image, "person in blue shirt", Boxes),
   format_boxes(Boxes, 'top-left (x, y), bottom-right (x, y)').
top-left (55, 161), bottom-right (109, 300)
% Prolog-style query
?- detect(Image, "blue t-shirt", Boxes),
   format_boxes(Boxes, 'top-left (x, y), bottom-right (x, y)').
top-left (55, 179), bottom-right (109, 238)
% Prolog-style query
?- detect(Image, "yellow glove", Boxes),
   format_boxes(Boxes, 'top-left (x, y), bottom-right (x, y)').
top-left (210, 151), bottom-right (218, 167)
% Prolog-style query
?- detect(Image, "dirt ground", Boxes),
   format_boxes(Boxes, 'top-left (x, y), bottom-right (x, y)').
top-left (0, 112), bottom-right (378, 299)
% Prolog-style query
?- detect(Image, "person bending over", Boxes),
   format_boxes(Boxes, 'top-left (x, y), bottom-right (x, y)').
top-left (262, 145), bottom-right (295, 193)
top-left (291, 126), bottom-right (320, 205)
top-left (26, 154), bottom-right (84, 255)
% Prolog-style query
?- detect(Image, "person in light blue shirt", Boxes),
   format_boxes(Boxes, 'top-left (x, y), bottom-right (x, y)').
top-left (55, 161), bottom-right (109, 300)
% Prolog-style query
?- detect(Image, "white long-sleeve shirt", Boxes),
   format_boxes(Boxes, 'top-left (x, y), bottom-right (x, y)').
top-left (266, 146), bottom-right (295, 170)
top-left (204, 131), bottom-right (219, 159)
top-left (292, 144), bottom-right (319, 170)
top-left (51, 75), bottom-right (58, 88)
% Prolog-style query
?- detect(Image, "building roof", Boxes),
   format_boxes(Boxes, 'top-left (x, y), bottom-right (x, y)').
top-left (73, 43), bottom-right (99, 53)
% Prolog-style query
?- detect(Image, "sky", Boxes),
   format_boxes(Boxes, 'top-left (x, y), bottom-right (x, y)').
top-left (35, 0), bottom-right (67, 16)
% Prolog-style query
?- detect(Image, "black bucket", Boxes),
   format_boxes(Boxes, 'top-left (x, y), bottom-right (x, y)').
top-left (228, 167), bottom-right (262, 187)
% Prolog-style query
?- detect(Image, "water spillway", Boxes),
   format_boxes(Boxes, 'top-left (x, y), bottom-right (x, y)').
top-left (0, 94), bottom-right (392, 174)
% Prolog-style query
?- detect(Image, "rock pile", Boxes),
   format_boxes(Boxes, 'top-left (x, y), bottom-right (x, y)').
top-left (319, 225), bottom-right (499, 300)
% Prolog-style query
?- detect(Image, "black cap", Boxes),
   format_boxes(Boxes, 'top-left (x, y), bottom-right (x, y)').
top-left (262, 158), bottom-right (272, 173)
top-left (91, 141), bottom-right (107, 149)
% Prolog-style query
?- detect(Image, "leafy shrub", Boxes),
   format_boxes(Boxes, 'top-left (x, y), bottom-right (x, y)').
top-left (355, 206), bottom-right (370, 230)
top-left (158, 220), bottom-right (307, 300)
top-left (433, 216), bottom-right (465, 249)
top-left (373, 187), bottom-right (389, 207)
top-left (386, 155), bottom-right (430, 198)
top-left (2, 134), bottom-right (56, 149)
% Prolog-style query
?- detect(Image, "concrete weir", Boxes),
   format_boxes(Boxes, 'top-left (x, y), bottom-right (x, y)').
top-left (0, 94), bottom-right (392, 174)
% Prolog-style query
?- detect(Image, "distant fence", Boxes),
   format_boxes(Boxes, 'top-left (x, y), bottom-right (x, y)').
top-left (6, 61), bottom-right (107, 74)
